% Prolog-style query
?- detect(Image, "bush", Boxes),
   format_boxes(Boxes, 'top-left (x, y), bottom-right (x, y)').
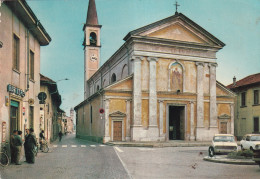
top-left (227, 150), bottom-right (253, 159)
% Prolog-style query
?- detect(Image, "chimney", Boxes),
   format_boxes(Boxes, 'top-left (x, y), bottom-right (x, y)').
top-left (233, 76), bottom-right (236, 86)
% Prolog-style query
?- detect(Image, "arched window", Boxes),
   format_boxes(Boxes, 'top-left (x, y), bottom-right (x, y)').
top-left (111, 73), bottom-right (116, 83)
top-left (96, 85), bottom-right (100, 91)
top-left (121, 64), bottom-right (128, 79)
top-left (89, 32), bottom-right (97, 46)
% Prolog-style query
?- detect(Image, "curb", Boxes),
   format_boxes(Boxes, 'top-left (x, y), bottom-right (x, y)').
top-left (203, 156), bottom-right (257, 165)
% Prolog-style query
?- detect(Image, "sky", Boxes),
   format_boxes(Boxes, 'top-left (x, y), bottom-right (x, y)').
top-left (26, 0), bottom-right (260, 115)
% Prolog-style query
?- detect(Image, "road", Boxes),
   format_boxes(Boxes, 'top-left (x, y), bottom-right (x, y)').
top-left (0, 134), bottom-right (129, 179)
top-left (1, 134), bottom-right (260, 179)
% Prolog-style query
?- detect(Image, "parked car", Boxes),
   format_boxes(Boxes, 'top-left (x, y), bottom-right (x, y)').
top-left (208, 134), bottom-right (238, 156)
top-left (240, 134), bottom-right (260, 151)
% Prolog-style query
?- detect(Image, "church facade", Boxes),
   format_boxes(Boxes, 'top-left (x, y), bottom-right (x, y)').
top-left (75, 0), bottom-right (235, 142)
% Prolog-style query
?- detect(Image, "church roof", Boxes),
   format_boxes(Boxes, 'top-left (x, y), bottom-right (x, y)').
top-left (86, 0), bottom-right (99, 25)
top-left (123, 12), bottom-right (225, 47)
top-left (227, 73), bottom-right (260, 90)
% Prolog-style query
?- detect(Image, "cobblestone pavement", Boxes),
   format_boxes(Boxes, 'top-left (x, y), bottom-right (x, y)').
top-left (0, 134), bottom-right (129, 179)
top-left (115, 146), bottom-right (260, 179)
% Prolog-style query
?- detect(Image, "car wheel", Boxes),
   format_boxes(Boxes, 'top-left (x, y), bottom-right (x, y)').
top-left (208, 146), bottom-right (215, 157)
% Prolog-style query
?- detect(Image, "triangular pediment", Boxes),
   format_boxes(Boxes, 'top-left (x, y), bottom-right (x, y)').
top-left (218, 114), bottom-right (231, 119)
top-left (124, 13), bottom-right (225, 47)
top-left (109, 111), bottom-right (126, 117)
top-left (142, 22), bottom-right (206, 44)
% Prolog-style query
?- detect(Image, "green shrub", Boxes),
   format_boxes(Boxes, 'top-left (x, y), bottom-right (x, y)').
top-left (227, 150), bottom-right (253, 159)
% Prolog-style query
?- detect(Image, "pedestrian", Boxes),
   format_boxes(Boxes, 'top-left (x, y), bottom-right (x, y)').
top-left (10, 130), bottom-right (17, 163)
top-left (24, 129), bottom-right (30, 162)
top-left (39, 130), bottom-right (45, 150)
top-left (58, 131), bottom-right (63, 142)
top-left (24, 128), bottom-right (37, 164)
top-left (13, 131), bottom-right (23, 165)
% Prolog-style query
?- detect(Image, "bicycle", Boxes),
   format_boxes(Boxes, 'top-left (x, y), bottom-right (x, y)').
top-left (40, 140), bottom-right (49, 153)
top-left (0, 143), bottom-right (10, 167)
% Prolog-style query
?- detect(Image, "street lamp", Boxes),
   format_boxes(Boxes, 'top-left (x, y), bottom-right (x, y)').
top-left (56, 78), bottom-right (69, 83)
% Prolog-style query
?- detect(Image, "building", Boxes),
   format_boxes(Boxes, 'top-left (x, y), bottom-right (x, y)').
top-left (75, 0), bottom-right (235, 143)
top-left (40, 74), bottom-right (63, 142)
top-left (0, 0), bottom-right (51, 154)
top-left (227, 74), bottom-right (260, 139)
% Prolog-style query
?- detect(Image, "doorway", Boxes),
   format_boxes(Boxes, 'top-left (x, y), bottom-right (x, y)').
top-left (113, 121), bottom-right (122, 141)
top-left (10, 100), bottom-right (19, 135)
top-left (168, 106), bottom-right (185, 140)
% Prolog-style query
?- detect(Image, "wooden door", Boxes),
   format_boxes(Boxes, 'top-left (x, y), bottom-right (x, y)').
top-left (220, 122), bottom-right (227, 134)
top-left (113, 121), bottom-right (122, 141)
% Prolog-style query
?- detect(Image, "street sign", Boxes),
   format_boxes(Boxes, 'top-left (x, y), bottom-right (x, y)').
top-left (38, 92), bottom-right (47, 101)
top-left (99, 108), bottom-right (104, 114)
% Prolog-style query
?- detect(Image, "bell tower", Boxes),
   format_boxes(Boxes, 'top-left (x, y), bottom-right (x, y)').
top-left (83, 0), bottom-right (101, 99)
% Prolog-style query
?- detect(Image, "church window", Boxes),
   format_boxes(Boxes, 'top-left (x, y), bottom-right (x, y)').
top-left (89, 32), bottom-right (97, 46)
top-left (103, 79), bottom-right (106, 87)
top-left (111, 73), bottom-right (116, 83)
top-left (96, 85), bottom-right (100, 91)
top-left (121, 64), bottom-right (128, 79)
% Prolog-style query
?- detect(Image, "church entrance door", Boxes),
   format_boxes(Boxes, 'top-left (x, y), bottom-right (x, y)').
top-left (113, 121), bottom-right (122, 141)
top-left (168, 106), bottom-right (185, 140)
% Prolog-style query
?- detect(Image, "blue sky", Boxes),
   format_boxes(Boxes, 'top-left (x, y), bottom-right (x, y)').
top-left (27, 0), bottom-right (260, 114)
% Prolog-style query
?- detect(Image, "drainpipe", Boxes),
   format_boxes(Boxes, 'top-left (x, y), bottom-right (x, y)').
top-left (26, 29), bottom-right (29, 91)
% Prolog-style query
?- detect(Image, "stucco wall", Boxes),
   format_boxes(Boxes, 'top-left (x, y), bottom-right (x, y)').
top-left (0, 4), bottom-right (41, 144)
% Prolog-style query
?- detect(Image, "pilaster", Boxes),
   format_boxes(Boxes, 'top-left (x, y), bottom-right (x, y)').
top-left (190, 101), bottom-right (195, 141)
top-left (159, 100), bottom-right (164, 138)
top-left (126, 99), bottom-right (131, 141)
top-left (131, 56), bottom-right (143, 141)
top-left (209, 63), bottom-right (218, 128)
top-left (230, 103), bottom-right (234, 135)
top-left (196, 62), bottom-right (204, 128)
top-left (103, 99), bottom-right (110, 143)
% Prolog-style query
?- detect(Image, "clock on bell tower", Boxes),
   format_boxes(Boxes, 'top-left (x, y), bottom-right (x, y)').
top-left (83, 0), bottom-right (102, 99)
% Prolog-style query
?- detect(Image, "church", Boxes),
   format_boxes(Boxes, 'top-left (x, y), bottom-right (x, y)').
top-left (74, 0), bottom-right (235, 142)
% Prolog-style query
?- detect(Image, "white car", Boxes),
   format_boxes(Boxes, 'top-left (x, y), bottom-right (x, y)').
top-left (209, 134), bottom-right (238, 155)
top-left (240, 134), bottom-right (260, 151)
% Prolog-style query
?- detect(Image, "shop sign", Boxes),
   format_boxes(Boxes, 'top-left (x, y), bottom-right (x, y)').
top-left (7, 84), bottom-right (25, 97)
top-left (2, 122), bottom-right (6, 142)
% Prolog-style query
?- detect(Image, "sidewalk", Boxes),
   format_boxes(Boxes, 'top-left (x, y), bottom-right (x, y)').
top-left (204, 155), bottom-right (257, 165)
top-left (107, 140), bottom-right (211, 148)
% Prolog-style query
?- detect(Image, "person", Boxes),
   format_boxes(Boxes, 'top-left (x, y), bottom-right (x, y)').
top-left (58, 131), bottom-right (63, 142)
top-left (24, 129), bottom-right (30, 162)
top-left (10, 130), bottom-right (17, 163)
top-left (39, 130), bottom-right (45, 150)
top-left (24, 128), bottom-right (37, 164)
top-left (13, 131), bottom-right (23, 165)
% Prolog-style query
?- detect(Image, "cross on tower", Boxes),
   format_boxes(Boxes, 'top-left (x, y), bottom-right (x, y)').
top-left (174, 1), bottom-right (180, 14)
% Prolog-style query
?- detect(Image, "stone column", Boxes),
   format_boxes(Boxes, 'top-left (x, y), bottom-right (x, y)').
top-left (126, 99), bottom-right (131, 141)
top-left (209, 63), bottom-right (218, 128)
top-left (190, 101), bottom-right (195, 141)
top-left (230, 103), bottom-right (234, 135)
top-left (103, 99), bottom-right (110, 143)
top-left (147, 57), bottom-right (158, 126)
top-left (196, 62), bottom-right (204, 140)
top-left (132, 56), bottom-right (143, 126)
top-left (147, 57), bottom-right (159, 140)
top-left (131, 56), bottom-right (143, 141)
top-left (159, 100), bottom-right (164, 138)
top-left (196, 62), bottom-right (204, 128)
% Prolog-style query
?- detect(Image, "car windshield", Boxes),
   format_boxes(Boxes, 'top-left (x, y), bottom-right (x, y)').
top-left (213, 136), bottom-right (234, 142)
top-left (251, 136), bottom-right (260, 141)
